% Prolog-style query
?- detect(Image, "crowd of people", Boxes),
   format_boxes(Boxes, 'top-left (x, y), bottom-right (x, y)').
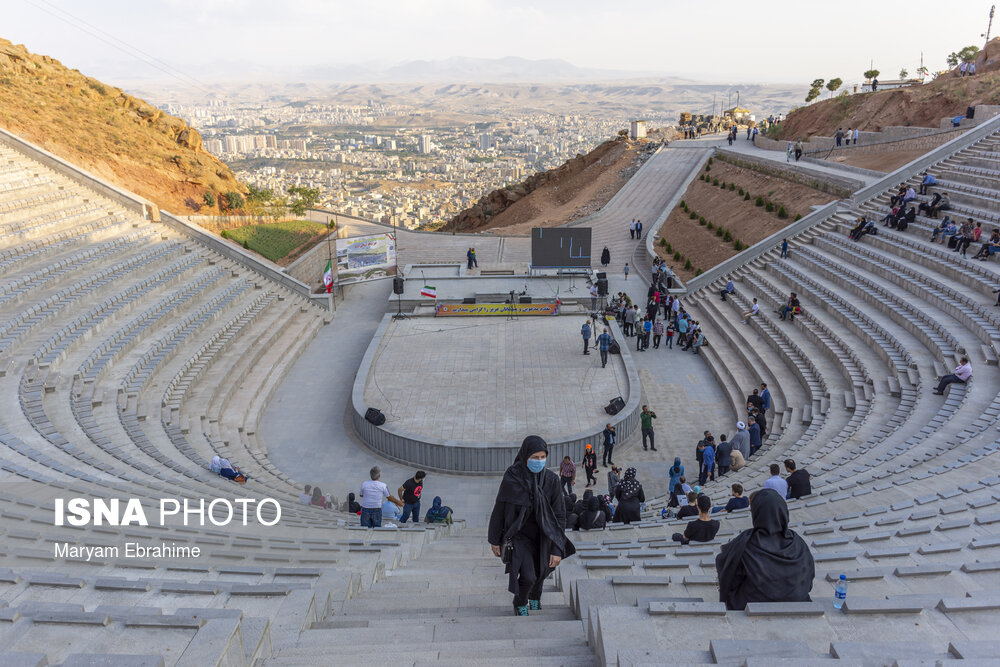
top-left (342, 467), bottom-right (453, 527)
top-left (487, 435), bottom-right (815, 616)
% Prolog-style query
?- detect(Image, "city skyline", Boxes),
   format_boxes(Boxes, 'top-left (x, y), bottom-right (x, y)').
top-left (7, 0), bottom-right (995, 86)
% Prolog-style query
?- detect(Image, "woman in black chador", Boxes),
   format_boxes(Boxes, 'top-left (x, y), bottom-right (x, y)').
top-left (489, 435), bottom-right (576, 616)
top-left (715, 488), bottom-right (815, 610)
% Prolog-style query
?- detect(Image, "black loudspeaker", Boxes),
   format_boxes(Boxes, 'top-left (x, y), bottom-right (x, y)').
top-left (604, 396), bottom-right (625, 415)
top-left (365, 408), bottom-right (386, 426)
top-left (519, 296), bottom-right (532, 304)
top-left (596, 272), bottom-right (607, 280)
top-left (463, 297), bottom-right (476, 304)
top-left (597, 278), bottom-right (609, 296)
top-left (967, 106), bottom-right (976, 120)
top-left (392, 277), bottom-right (404, 295)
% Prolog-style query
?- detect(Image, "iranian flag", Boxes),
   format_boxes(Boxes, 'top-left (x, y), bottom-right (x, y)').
top-left (420, 284), bottom-right (437, 298)
top-left (323, 259), bottom-right (333, 293)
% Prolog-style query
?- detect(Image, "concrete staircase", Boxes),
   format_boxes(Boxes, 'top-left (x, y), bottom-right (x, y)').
top-left (264, 529), bottom-right (599, 667)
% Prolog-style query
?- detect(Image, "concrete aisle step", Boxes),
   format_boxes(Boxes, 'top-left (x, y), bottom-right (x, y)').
top-left (273, 634), bottom-right (590, 658)
top-left (285, 619), bottom-right (585, 647)
top-left (318, 605), bottom-right (577, 625)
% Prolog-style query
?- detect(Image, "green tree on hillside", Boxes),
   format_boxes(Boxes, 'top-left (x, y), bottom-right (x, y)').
top-left (899, 68), bottom-right (909, 79)
top-left (220, 191), bottom-right (244, 212)
top-left (202, 191), bottom-right (216, 209)
top-left (287, 186), bottom-right (321, 216)
top-left (826, 78), bottom-right (842, 96)
top-left (863, 69), bottom-right (880, 81)
top-left (947, 46), bottom-right (980, 68)
top-left (246, 185), bottom-right (274, 203)
top-left (810, 78), bottom-right (825, 89)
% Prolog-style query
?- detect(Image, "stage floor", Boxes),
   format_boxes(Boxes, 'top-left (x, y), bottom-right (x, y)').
top-left (364, 316), bottom-right (629, 444)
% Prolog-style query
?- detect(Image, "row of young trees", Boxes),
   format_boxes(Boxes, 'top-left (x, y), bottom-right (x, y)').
top-left (201, 185), bottom-right (321, 217)
top-left (804, 46), bottom-right (982, 103)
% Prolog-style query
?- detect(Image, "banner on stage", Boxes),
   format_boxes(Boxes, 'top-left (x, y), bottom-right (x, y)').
top-left (434, 303), bottom-right (559, 317)
top-left (336, 233), bottom-right (397, 284)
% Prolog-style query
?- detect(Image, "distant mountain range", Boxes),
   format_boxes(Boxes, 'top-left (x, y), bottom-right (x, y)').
top-left (301, 56), bottom-right (669, 83)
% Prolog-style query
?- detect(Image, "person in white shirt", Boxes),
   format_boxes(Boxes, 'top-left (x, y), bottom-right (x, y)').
top-left (298, 484), bottom-right (312, 505)
top-left (934, 356), bottom-right (972, 395)
top-left (763, 463), bottom-right (789, 498)
top-left (741, 298), bottom-right (760, 324)
top-left (629, 219), bottom-right (636, 239)
top-left (359, 466), bottom-right (404, 527)
top-left (589, 284), bottom-right (599, 311)
top-left (852, 128), bottom-right (859, 144)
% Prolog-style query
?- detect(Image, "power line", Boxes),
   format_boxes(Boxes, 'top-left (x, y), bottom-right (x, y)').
top-left (21, 0), bottom-right (215, 95)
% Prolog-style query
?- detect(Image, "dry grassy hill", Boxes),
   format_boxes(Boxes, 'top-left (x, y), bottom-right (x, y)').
top-left (0, 38), bottom-right (244, 215)
top-left (440, 129), bottom-right (678, 234)
top-left (773, 38), bottom-right (1000, 139)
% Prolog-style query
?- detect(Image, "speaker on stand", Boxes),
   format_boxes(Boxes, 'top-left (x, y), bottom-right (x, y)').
top-left (392, 277), bottom-right (408, 320)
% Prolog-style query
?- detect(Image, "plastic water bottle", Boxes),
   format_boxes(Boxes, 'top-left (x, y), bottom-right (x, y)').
top-left (834, 575), bottom-right (848, 609)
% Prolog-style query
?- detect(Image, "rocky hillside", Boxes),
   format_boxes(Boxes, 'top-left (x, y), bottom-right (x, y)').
top-left (773, 38), bottom-right (1000, 140)
top-left (440, 130), bottom-right (673, 234)
top-left (0, 38), bottom-right (244, 214)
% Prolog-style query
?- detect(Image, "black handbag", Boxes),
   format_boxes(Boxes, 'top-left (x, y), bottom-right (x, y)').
top-left (501, 537), bottom-right (515, 564)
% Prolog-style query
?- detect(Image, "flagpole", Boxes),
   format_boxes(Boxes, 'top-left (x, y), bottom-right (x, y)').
top-left (327, 215), bottom-right (336, 312)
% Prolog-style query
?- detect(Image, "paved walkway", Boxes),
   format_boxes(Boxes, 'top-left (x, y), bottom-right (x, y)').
top-left (365, 316), bottom-right (628, 443)
top-left (569, 146), bottom-right (712, 282)
top-left (669, 134), bottom-right (883, 187)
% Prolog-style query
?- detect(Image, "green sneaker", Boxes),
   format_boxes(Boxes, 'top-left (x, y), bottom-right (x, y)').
top-left (528, 599), bottom-right (541, 611)
top-left (514, 604), bottom-right (529, 616)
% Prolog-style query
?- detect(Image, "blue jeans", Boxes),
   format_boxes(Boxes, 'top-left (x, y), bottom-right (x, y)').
top-left (399, 501), bottom-right (420, 524)
top-left (360, 507), bottom-right (382, 528)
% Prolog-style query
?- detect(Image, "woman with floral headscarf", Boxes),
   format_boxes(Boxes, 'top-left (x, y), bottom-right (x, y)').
top-left (612, 467), bottom-right (644, 524)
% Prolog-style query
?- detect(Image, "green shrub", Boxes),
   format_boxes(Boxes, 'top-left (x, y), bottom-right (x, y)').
top-left (699, 174), bottom-right (705, 181)
top-left (719, 180), bottom-right (725, 188)
top-left (744, 192), bottom-right (751, 201)
top-left (673, 251), bottom-right (682, 261)
top-left (708, 157), bottom-right (713, 165)
top-left (755, 195), bottom-right (765, 207)
top-left (705, 165), bottom-right (711, 172)
top-left (680, 200), bottom-right (686, 209)
top-left (715, 227), bottom-right (724, 237)
top-left (220, 229), bottom-right (229, 239)
top-left (706, 221), bottom-right (714, 230)
top-left (738, 187), bottom-right (744, 195)
top-left (665, 242), bottom-right (673, 252)
top-left (777, 205), bottom-right (788, 219)
top-left (659, 237), bottom-right (667, 247)
top-left (729, 183), bottom-right (736, 191)
top-left (723, 230), bottom-right (733, 242)
top-left (684, 259), bottom-right (693, 271)
top-left (689, 211), bottom-right (698, 220)
top-left (734, 240), bottom-right (744, 251)
top-left (794, 214), bottom-right (803, 221)
top-left (242, 240), bottom-right (250, 250)
top-left (699, 216), bottom-right (706, 225)
top-left (695, 268), bottom-right (703, 276)
top-left (765, 201), bottom-right (775, 212)
top-left (712, 178), bottom-right (719, 186)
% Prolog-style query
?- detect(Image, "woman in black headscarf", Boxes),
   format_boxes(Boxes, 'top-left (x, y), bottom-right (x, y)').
top-left (715, 489), bottom-right (815, 610)
top-left (612, 467), bottom-right (644, 524)
top-left (488, 435), bottom-right (576, 616)
top-left (574, 490), bottom-right (607, 531)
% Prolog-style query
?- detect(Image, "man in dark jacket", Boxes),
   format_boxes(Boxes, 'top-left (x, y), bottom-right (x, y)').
top-left (715, 434), bottom-right (733, 476)
top-left (601, 424), bottom-right (616, 466)
top-left (784, 459), bottom-right (811, 499)
top-left (747, 417), bottom-right (762, 456)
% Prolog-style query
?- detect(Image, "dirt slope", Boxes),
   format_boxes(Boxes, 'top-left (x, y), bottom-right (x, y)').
top-left (0, 38), bottom-right (244, 214)
top-left (440, 130), bottom-right (676, 234)
top-left (774, 39), bottom-right (1000, 139)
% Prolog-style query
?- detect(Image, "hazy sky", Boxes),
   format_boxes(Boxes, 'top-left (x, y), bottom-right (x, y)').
top-left (6, 0), bottom-right (995, 85)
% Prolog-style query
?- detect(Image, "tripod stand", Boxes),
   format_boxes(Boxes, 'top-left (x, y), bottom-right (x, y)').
top-left (506, 290), bottom-right (518, 321)
top-left (392, 291), bottom-right (409, 320)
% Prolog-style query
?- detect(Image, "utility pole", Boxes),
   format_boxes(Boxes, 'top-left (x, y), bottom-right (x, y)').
top-left (326, 215), bottom-right (335, 313)
top-left (984, 5), bottom-right (996, 47)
